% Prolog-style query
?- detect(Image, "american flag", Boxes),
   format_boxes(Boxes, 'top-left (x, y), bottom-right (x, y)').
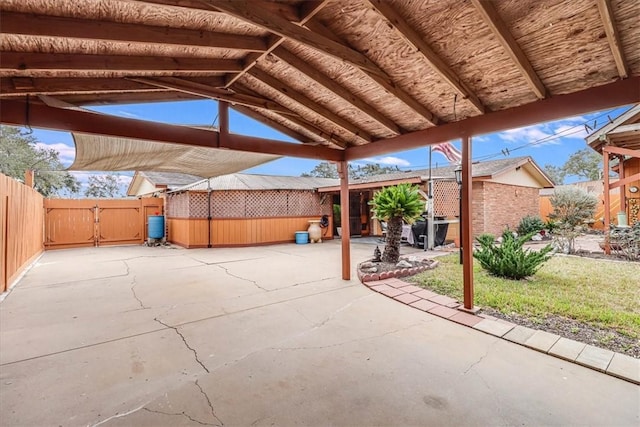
top-left (432, 141), bottom-right (462, 164)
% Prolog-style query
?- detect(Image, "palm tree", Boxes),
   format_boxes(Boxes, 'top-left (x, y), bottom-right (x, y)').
top-left (369, 183), bottom-right (424, 263)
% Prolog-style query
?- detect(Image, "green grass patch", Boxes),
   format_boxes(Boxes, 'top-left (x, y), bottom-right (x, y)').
top-left (412, 254), bottom-right (640, 338)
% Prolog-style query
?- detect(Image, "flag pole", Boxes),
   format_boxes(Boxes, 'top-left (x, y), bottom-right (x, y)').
top-left (427, 146), bottom-right (435, 250)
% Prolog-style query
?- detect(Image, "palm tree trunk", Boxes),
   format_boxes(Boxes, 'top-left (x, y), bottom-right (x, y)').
top-left (382, 216), bottom-right (403, 263)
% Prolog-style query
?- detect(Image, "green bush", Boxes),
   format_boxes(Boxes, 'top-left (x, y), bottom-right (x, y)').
top-left (473, 230), bottom-right (554, 280)
top-left (517, 215), bottom-right (545, 236)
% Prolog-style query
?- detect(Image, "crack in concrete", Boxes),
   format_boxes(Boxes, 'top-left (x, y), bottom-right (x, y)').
top-left (463, 343), bottom-right (494, 375)
top-left (154, 317), bottom-right (210, 373)
top-left (142, 407), bottom-right (216, 426)
top-left (185, 255), bottom-right (267, 267)
top-left (195, 379), bottom-right (224, 426)
top-left (215, 265), bottom-right (268, 292)
top-left (89, 401), bottom-right (150, 427)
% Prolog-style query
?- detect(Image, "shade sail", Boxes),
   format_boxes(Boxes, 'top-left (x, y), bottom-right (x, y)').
top-left (69, 133), bottom-right (280, 177)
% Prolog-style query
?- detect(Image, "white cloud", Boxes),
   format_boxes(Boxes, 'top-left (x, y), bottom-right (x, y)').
top-left (499, 125), bottom-right (555, 144)
top-left (35, 142), bottom-right (76, 164)
top-left (363, 156), bottom-right (411, 167)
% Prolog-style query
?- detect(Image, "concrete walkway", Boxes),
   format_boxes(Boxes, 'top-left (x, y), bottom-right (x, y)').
top-left (0, 242), bottom-right (638, 426)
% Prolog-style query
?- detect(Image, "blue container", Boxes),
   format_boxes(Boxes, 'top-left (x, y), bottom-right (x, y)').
top-left (295, 231), bottom-right (309, 244)
top-left (148, 215), bottom-right (165, 239)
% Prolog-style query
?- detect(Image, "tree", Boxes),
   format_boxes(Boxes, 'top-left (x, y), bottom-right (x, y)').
top-left (301, 161), bottom-right (403, 179)
top-left (543, 164), bottom-right (566, 185)
top-left (301, 161), bottom-right (341, 178)
top-left (0, 125), bottom-right (79, 196)
top-left (369, 183), bottom-right (423, 263)
top-left (562, 148), bottom-right (601, 181)
top-left (84, 174), bottom-right (123, 198)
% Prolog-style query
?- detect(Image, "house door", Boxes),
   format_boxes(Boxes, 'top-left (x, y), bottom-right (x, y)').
top-left (349, 192), bottom-right (362, 236)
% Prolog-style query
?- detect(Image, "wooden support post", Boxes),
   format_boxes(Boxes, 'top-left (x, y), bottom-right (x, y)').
top-left (461, 136), bottom-right (475, 310)
top-left (218, 101), bottom-right (229, 147)
top-left (619, 155), bottom-right (626, 224)
top-left (24, 170), bottom-right (35, 188)
top-left (603, 150), bottom-right (611, 254)
top-left (337, 161), bottom-right (351, 280)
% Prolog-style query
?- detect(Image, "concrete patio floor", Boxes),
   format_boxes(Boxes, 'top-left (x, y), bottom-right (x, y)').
top-left (0, 241), bottom-right (638, 426)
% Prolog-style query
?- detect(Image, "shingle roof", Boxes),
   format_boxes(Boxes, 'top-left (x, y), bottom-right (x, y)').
top-left (171, 173), bottom-right (339, 192)
top-left (349, 156), bottom-right (534, 185)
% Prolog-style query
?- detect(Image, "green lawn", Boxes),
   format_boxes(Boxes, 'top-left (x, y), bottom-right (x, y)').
top-left (411, 254), bottom-right (640, 338)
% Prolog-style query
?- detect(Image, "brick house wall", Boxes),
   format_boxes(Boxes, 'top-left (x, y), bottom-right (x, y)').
top-left (476, 181), bottom-right (540, 236)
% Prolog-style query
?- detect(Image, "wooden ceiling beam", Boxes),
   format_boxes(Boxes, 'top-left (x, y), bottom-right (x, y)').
top-left (129, 77), bottom-right (297, 116)
top-left (0, 99), bottom-right (343, 161)
top-left (596, 0), bottom-right (629, 79)
top-left (0, 12), bottom-right (268, 52)
top-left (0, 77), bottom-right (167, 97)
top-left (304, 19), bottom-right (440, 125)
top-left (366, 0), bottom-right (485, 114)
top-left (208, 0), bottom-right (385, 77)
top-left (229, 104), bottom-right (312, 143)
top-left (232, 84), bottom-right (349, 149)
top-left (345, 76), bottom-right (640, 160)
top-left (470, 0), bottom-right (548, 99)
top-left (273, 47), bottom-right (403, 135)
top-left (0, 52), bottom-right (244, 73)
top-left (222, 1), bottom-right (330, 88)
top-left (53, 91), bottom-right (201, 106)
top-left (248, 68), bottom-right (372, 145)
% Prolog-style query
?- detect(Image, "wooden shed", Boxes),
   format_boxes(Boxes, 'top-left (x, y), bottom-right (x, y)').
top-left (166, 173), bottom-right (337, 248)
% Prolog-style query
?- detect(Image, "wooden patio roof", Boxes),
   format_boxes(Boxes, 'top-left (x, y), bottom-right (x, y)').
top-left (1, 0), bottom-right (639, 161)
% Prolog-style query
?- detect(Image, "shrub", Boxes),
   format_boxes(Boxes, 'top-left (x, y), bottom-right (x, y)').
top-left (473, 230), bottom-right (554, 280)
top-left (549, 187), bottom-right (598, 253)
top-left (517, 215), bottom-right (545, 236)
top-left (549, 187), bottom-right (598, 227)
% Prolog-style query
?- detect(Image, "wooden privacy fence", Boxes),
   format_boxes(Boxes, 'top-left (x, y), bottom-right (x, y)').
top-left (0, 173), bottom-right (44, 292)
top-left (44, 198), bottom-right (163, 249)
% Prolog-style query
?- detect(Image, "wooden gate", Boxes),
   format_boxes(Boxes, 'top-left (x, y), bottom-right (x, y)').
top-left (44, 199), bottom-right (163, 249)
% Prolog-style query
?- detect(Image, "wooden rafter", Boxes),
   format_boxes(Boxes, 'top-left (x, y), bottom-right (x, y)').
top-left (0, 52), bottom-right (244, 74)
top-left (129, 77), bottom-right (296, 116)
top-left (0, 12), bottom-right (268, 53)
top-left (470, 0), bottom-right (548, 99)
top-left (304, 19), bottom-right (440, 126)
top-left (0, 77), bottom-right (170, 97)
top-left (366, 0), bottom-right (485, 114)
top-left (229, 104), bottom-right (315, 144)
top-left (232, 84), bottom-right (349, 149)
top-left (209, 0), bottom-right (384, 76)
top-left (596, 0), bottom-right (629, 79)
top-left (273, 47), bottom-right (403, 135)
top-left (248, 68), bottom-right (372, 145)
top-left (222, 0), bottom-right (330, 88)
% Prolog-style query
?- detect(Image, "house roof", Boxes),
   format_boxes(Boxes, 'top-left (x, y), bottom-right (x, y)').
top-left (586, 104), bottom-right (640, 153)
top-left (170, 173), bottom-right (339, 192)
top-left (126, 171), bottom-right (203, 196)
top-left (1, 0), bottom-right (638, 171)
top-left (319, 156), bottom-right (553, 191)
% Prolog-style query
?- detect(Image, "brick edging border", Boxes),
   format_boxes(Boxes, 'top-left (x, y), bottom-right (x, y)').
top-left (356, 260), bottom-right (439, 283)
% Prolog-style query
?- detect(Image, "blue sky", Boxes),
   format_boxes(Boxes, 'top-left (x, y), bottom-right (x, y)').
top-left (25, 100), bottom-right (631, 193)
